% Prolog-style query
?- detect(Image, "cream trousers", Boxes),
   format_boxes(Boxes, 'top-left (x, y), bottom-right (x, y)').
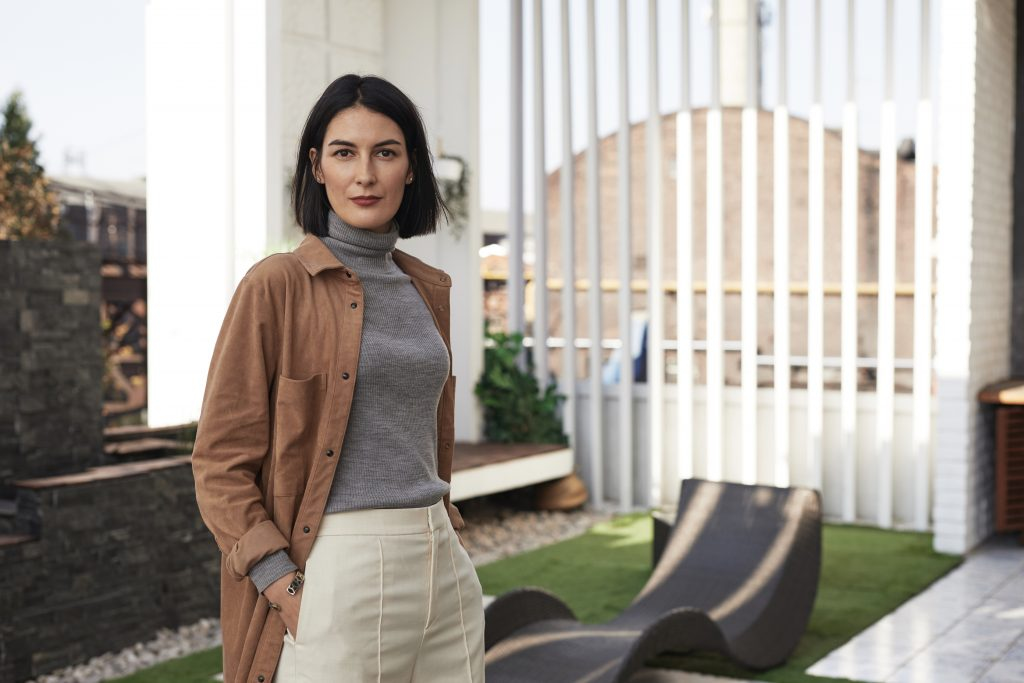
top-left (272, 498), bottom-right (485, 683)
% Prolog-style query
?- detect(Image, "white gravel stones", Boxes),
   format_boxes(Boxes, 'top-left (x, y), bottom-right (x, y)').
top-left (27, 502), bottom-right (612, 682)
top-left (459, 501), bottom-right (613, 567)
top-left (26, 618), bottom-right (222, 683)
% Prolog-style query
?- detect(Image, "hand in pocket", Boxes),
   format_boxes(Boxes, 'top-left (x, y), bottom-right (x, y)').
top-left (266, 571), bottom-right (305, 641)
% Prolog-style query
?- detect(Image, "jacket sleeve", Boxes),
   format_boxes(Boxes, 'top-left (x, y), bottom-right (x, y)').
top-left (438, 275), bottom-right (465, 534)
top-left (192, 270), bottom-right (290, 581)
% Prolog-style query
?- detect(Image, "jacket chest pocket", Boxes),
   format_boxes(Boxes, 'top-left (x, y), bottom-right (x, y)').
top-left (272, 372), bottom-right (326, 495)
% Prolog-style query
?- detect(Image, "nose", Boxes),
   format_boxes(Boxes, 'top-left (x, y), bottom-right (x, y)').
top-left (355, 156), bottom-right (376, 186)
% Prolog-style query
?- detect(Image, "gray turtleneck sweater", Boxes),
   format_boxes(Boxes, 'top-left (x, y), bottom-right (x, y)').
top-left (248, 210), bottom-right (451, 594)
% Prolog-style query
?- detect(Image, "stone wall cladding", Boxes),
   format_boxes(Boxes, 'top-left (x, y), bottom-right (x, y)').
top-left (0, 459), bottom-right (220, 683)
top-left (0, 239), bottom-right (104, 487)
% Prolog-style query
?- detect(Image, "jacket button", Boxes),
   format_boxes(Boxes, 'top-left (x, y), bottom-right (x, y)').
top-left (350, 302), bottom-right (358, 308)
top-left (257, 676), bottom-right (265, 682)
top-left (303, 526), bottom-right (310, 533)
top-left (326, 448), bottom-right (334, 457)
top-left (342, 372), bottom-right (350, 380)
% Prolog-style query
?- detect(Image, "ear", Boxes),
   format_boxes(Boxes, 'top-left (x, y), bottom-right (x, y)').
top-left (308, 148), bottom-right (324, 184)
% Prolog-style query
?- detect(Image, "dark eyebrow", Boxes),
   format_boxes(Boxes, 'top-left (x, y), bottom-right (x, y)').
top-left (327, 139), bottom-right (402, 148)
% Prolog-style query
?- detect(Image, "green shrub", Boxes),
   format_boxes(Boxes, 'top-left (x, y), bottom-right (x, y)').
top-left (474, 327), bottom-right (568, 444)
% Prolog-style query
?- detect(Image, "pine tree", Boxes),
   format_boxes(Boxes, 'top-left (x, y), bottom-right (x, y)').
top-left (0, 91), bottom-right (60, 240)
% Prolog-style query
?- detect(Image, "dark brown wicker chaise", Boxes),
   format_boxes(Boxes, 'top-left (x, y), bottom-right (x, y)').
top-left (483, 478), bottom-right (822, 683)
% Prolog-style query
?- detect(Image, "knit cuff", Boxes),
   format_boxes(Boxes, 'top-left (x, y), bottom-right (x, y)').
top-left (248, 549), bottom-right (299, 595)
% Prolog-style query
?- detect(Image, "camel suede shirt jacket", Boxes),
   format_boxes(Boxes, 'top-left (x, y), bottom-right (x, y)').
top-left (191, 233), bottom-right (463, 683)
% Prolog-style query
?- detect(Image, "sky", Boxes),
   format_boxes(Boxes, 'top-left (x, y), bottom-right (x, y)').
top-left (0, 0), bottom-right (146, 179)
top-left (0, 0), bottom-right (938, 206)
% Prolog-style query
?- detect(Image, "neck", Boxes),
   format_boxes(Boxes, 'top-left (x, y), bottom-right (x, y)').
top-left (324, 210), bottom-right (399, 258)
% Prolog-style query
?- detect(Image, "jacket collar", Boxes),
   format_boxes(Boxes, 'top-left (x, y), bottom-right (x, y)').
top-left (293, 233), bottom-right (451, 287)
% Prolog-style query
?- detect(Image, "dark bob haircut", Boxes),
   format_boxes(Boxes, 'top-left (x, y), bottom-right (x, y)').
top-left (291, 73), bottom-right (451, 238)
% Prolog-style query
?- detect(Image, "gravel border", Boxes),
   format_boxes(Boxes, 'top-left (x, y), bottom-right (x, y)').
top-left (27, 500), bottom-right (617, 683)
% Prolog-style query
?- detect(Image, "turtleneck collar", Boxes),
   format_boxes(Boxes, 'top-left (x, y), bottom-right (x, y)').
top-left (324, 209), bottom-right (399, 258)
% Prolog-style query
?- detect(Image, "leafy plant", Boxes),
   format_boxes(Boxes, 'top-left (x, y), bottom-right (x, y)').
top-left (475, 326), bottom-right (568, 444)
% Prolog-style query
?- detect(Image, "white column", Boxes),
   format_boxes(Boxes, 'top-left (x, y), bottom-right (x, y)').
top-left (146, 0), bottom-right (283, 427)
top-left (559, 0), bottom-right (577, 447)
top-left (676, 0), bottom-right (694, 486)
top-left (705, 0), bottom-right (724, 483)
top-left (383, 0), bottom-right (482, 441)
top-left (933, 0), bottom-right (1015, 554)
top-left (772, 0), bottom-right (791, 488)
top-left (876, 0), bottom-right (897, 529)
top-left (840, 0), bottom-right (859, 523)
top-left (912, 0), bottom-right (934, 533)
top-left (740, 0), bottom-right (759, 485)
top-left (532, 0), bottom-right (550, 390)
top-left (509, 0), bottom-right (526, 341)
top-left (647, 0), bottom-right (667, 502)
top-left (585, 0), bottom-right (604, 506)
top-left (807, 0), bottom-right (824, 493)
top-left (617, 0), bottom-right (635, 510)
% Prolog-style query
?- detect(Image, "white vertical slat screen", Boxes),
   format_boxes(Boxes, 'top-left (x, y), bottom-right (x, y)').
top-left (500, 0), bottom-right (937, 525)
top-left (740, 0), bottom-right (758, 485)
top-left (913, 0), bottom-right (933, 531)
top-left (509, 0), bottom-right (525, 339)
top-left (585, 0), bottom-right (604, 505)
top-left (773, 0), bottom-right (791, 487)
top-left (876, 0), bottom-right (897, 528)
top-left (676, 0), bottom-right (695, 484)
top-left (559, 0), bottom-right (576, 446)
top-left (532, 0), bottom-right (549, 389)
top-left (807, 0), bottom-right (825, 492)
top-left (705, 0), bottom-right (724, 482)
top-left (646, 0), bottom-right (666, 501)
top-left (840, 0), bottom-right (859, 523)
top-left (617, 0), bottom-right (634, 509)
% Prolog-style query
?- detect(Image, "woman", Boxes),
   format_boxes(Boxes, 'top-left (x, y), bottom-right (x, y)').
top-left (191, 74), bottom-right (485, 683)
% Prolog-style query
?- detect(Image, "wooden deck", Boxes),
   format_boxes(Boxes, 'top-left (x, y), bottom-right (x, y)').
top-left (10, 440), bottom-right (571, 502)
top-left (449, 442), bottom-right (574, 502)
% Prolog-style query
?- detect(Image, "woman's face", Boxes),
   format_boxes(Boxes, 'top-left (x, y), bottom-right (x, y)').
top-left (310, 105), bottom-right (413, 234)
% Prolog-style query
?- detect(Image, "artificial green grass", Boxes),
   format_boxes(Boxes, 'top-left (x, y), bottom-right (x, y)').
top-left (476, 512), bottom-right (962, 683)
top-left (107, 646), bottom-right (221, 683)
top-left (110, 512), bottom-right (961, 683)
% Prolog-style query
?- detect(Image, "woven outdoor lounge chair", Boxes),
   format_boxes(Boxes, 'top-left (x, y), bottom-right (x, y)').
top-left (483, 477), bottom-right (822, 683)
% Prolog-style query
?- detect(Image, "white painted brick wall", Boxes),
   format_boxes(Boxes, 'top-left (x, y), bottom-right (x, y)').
top-left (933, 0), bottom-right (1016, 554)
top-left (280, 0), bottom-right (385, 237)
